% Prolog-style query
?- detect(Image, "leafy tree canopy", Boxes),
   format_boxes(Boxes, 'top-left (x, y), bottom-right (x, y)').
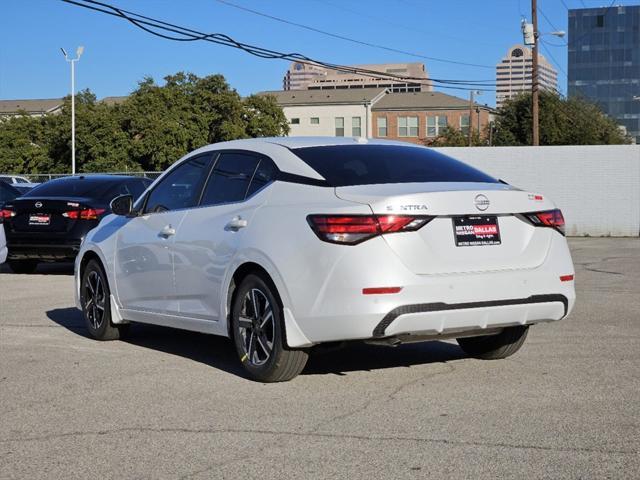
top-left (492, 92), bottom-right (630, 146)
top-left (0, 72), bottom-right (289, 174)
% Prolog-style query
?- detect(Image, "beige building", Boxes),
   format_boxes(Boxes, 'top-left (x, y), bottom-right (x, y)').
top-left (283, 62), bottom-right (432, 93)
top-left (496, 45), bottom-right (558, 108)
top-left (261, 89), bottom-right (387, 138)
top-left (262, 89), bottom-right (493, 144)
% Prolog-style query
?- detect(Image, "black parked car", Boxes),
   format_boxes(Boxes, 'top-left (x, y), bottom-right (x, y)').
top-left (1, 175), bottom-right (152, 273)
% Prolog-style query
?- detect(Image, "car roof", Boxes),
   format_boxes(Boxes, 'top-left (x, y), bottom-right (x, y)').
top-left (183, 137), bottom-right (424, 180)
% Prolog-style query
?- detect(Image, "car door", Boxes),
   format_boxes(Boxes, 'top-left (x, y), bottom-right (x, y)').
top-left (173, 151), bottom-right (277, 324)
top-left (114, 155), bottom-right (213, 316)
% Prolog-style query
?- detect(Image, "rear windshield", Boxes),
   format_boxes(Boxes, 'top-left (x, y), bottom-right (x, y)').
top-left (24, 177), bottom-right (139, 199)
top-left (292, 145), bottom-right (498, 187)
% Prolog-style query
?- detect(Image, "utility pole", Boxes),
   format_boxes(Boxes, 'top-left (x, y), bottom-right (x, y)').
top-left (468, 90), bottom-right (475, 146)
top-left (531, 0), bottom-right (540, 146)
top-left (61, 46), bottom-right (84, 175)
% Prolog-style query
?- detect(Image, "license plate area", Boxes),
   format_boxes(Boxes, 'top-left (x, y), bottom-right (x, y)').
top-left (453, 216), bottom-right (501, 246)
top-left (28, 214), bottom-right (51, 226)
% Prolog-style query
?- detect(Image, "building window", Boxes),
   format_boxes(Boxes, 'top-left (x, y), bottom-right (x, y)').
top-left (310, 117), bottom-right (320, 125)
top-left (596, 15), bottom-right (604, 28)
top-left (398, 116), bottom-right (419, 137)
top-left (290, 118), bottom-right (300, 125)
top-left (377, 117), bottom-right (387, 137)
top-left (427, 115), bottom-right (448, 137)
top-left (460, 115), bottom-right (470, 136)
top-left (335, 117), bottom-right (345, 137)
top-left (352, 117), bottom-right (362, 137)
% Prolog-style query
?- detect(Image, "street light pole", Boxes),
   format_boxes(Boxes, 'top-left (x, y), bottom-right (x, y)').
top-left (61, 46), bottom-right (84, 175)
top-left (531, 0), bottom-right (540, 146)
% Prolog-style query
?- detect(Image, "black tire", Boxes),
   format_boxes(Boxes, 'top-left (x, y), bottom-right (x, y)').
top-left (457, 326), bottom-right (529, 360)
top-left (80, 259), bottom-right (128, 341)
top-left (8, 260), bottom-right (38, 274)
top-left (231, 273), bottom-right (308, 382)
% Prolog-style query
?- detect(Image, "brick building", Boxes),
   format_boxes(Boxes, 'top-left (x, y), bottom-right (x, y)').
top-left (371, 92), bottom-right (493, 145)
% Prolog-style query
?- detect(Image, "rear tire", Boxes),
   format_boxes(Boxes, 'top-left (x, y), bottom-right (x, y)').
top-left (231, 273), bottom-right (308, 382)
top-left (81, 260), bottom-right (128, 341)
top-left (8, 260), bottom-right (38, 274)
top-left (457, 326), bottom-right (529, 360)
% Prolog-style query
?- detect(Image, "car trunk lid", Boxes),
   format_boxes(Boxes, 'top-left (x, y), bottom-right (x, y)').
top-left (7, 196), bottom-right (95, 234)
top-left (335, 182), bottom-right (556, 275)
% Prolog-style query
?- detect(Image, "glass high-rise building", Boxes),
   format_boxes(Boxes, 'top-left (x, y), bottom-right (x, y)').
top-left (568, 5), bottom-right (640, 143)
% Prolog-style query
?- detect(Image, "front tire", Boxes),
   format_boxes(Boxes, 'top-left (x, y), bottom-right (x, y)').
top-left (8, 260), bottom-right (38, 274)
top-left (231, 274), bottom-right (308, 382)
top-left (81, 260), bottom-right (128, 341)
top-left (457, 326), bottom-right (529, 360)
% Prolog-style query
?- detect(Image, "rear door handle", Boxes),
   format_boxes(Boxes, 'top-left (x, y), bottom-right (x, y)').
top-left (160, 224), bottom-right (176, 238)
top-left (226, 216), bottom-right (248, 231)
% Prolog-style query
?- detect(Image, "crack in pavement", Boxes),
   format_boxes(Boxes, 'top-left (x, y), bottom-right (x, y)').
top-left (0, 426), bottom-right (636, 456)
top-left (308, 363), bottom-right (457, 433)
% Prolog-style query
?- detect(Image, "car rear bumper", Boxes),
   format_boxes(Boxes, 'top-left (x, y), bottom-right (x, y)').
top-left (373, 294), bottom-right (568, 339)
top-left (6, 240), bottom-right (81, 261)
top-left (279, 232), bottom-right (576, 346)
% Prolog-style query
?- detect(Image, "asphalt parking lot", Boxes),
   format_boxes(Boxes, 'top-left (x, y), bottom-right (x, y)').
top-left (0, 238), bottom-right (638, 479)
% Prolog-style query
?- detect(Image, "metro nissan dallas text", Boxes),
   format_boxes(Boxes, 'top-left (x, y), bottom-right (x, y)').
top-left (74, 137), bottom-right (575, 382)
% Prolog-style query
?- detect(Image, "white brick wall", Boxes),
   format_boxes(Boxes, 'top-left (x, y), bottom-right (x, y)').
top-left (434, 145), bottom-right (640, 237)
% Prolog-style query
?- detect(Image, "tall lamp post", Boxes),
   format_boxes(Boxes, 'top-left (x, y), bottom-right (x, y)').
top-left (61, 46), bottom-right (84, 175)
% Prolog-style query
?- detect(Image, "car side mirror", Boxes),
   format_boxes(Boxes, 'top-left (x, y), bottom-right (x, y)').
top-left (110, 194), bottom-right (133, 216)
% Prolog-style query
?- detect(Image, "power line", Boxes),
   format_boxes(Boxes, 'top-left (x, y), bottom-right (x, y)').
top-left (309, 0), bottom-right (503, 48)
top-left (60, 0), bottom-right (497, 92)
top-left (212, 0), bottom-right (494, 70)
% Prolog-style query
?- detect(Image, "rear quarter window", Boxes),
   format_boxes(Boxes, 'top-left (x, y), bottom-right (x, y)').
top-left (292, 145), bottom-right (498, 187)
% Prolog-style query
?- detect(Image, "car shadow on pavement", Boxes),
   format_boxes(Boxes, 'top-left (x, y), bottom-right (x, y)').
top-left (46, 307), bottom-right (467, 379)
top-left (0, 262), bottom-right (74, 275)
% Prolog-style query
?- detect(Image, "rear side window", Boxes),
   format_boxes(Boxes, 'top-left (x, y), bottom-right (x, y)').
top-left (246, 159), bottom-right (277, 198)
top-left (292, 145), bottom-right (498, 187)
top-left (145, 156), bottom-right (211, 213)
top-left (200, 153), bottom-right (260, 207)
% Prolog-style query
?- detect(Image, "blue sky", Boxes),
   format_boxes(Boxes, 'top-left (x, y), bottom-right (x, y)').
top-left (1, 0), bottom-right (638, 106)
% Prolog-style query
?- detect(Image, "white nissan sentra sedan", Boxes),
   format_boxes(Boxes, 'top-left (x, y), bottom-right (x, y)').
top-left (74, 137), bottom-right (575, 382)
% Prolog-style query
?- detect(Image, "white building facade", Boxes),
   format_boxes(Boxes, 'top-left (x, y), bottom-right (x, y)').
top-left (261, 89), bottom-right (387, 138)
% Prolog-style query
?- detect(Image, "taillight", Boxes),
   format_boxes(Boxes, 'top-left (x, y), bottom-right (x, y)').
top-left (307, 214), bottom-right (433, 245)
top-left (524, 209), bottom-right (565, 235)
top-left (62, 208), bottom-right (106, 220)
top-left (0, 209), bottom-right (15, 219)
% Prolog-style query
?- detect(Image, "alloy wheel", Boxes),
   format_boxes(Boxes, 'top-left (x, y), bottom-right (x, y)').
top-left (238, 288), bottom-right (275, 366)
top-left (84, 270), bottom-right (106, 330)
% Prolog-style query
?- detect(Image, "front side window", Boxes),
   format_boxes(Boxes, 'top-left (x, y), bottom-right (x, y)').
top-left (310, 117), bottom-right (320, 125)
top-left (352, 117), bottom-right (362, 137)
top-left (144, 156), bottom-right (211, 213)
top-left (290, 118), bottom-right (300, 125)
top-left (335, 117), bottom-right (345, 136)
top-left (398, 116), bottom-right (419, 137)
top-left (200, 153), bottom-right (260, 207)
top-left (377, 117), bottom-right (387, 137)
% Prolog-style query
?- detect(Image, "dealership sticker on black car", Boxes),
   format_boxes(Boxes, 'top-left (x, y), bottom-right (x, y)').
top-left (28, 214), bottom-right (50, 226)
top-left (453, 216), bottom-right (501, 246)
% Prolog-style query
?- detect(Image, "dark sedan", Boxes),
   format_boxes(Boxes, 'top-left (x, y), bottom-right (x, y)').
top-left (0, 175), bottom-right (152, 273)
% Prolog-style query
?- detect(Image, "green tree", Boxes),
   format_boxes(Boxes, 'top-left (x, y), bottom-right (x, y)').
top-left (425, 126), bottom-right (484, 147)
top-left (0, 114), bottom-right (55, 174)
top-left (0, 72), bottom-right (289, 174)
top-left (493, 92), bottom-right (630, 146)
